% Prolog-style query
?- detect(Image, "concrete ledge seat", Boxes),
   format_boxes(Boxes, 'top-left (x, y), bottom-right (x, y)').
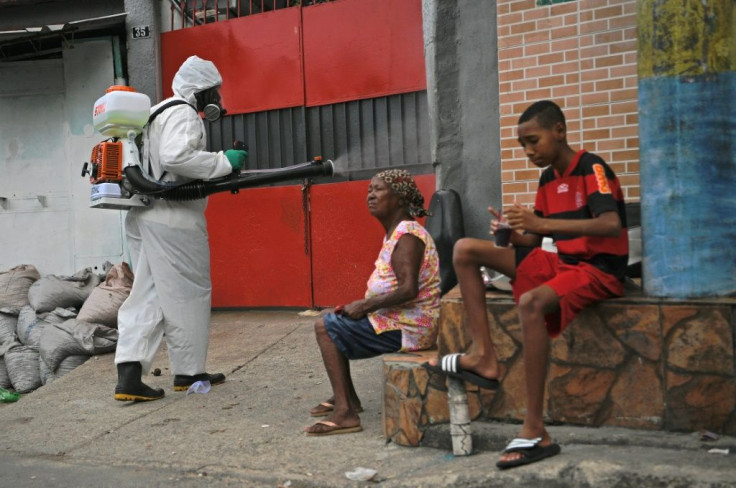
top-left (382, 348), bottom-right (489, 447)
top-left (382, 286), bottom-right (736, 447)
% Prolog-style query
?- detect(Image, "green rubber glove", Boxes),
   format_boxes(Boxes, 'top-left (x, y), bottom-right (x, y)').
top-left (225, 149), bottom-right (247, 171)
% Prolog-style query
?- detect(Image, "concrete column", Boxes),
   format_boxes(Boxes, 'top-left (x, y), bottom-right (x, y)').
top-left (637, 0), bottom-right (736, 297)
top-left (422, 0), bottom-right (501, 239)
top-left (123, 0), bottom-right (161, 102)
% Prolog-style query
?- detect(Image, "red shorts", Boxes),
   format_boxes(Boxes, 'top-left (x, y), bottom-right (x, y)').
top-left (512, 248), bottom-right (624, 337)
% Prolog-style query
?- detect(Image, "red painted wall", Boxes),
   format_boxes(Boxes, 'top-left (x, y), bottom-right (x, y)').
top-left (160, 0), bottom-right (426, 113)
top-left (207, 185), bottom-right (312, 308)
top-left (161, 9), bottom-right (304, 113)
top-left (302, 0), bottom-right (426, 106)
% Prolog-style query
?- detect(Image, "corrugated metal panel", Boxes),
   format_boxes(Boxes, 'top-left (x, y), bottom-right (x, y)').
top-left (206, 91), bottom-right (432, 179)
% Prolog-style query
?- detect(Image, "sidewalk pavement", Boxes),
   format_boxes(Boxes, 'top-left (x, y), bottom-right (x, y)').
top-left (1, 310), bottom-right (734, 488)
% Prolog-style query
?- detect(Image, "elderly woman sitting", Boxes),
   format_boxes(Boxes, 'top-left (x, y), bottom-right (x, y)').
top-left (305, 169), bottom-right (441, 436)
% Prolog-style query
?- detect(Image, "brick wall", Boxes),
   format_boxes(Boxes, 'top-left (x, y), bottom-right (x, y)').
top-left (497, 0), bottom-right (640, 205)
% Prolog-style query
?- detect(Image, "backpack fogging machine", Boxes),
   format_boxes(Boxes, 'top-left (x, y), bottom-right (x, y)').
top-left (82, 86), bottom-right (334, 210)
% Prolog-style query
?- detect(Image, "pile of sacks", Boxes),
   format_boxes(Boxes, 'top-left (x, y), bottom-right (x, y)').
top-left (0, 262), bottom-right (133, 394)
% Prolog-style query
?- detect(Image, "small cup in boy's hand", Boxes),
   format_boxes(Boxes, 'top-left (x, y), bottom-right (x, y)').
top-left (494, 222), bottom-right (513, 247)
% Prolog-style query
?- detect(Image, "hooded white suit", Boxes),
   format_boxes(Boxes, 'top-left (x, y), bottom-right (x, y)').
top-left (115, 56), bottom-right (233, 376)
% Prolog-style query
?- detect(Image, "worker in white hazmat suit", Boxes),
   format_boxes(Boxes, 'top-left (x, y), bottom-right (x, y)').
top-left (114, 56), bottom-right (248, 401)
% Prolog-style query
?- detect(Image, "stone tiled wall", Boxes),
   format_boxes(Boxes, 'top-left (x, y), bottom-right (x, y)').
top-left (383, 288), bottom-right (736, 447)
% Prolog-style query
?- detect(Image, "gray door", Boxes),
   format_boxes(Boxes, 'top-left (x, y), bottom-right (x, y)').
top-left (0, 39), bottom-right (124, 276)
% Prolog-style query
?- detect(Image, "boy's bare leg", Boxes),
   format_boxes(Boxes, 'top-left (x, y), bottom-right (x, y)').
top-left (499, 285), bottom-right (558, 462)
top-left (429, 237), bottom-right (516, 379)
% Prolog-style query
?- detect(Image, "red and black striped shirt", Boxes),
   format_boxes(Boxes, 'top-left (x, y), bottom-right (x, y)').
top-left (534, 150), bottom-right (629, 280)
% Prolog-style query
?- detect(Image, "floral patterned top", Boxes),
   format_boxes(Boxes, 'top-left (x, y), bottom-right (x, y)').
top-left (365, 220), bottom-right (441, 351)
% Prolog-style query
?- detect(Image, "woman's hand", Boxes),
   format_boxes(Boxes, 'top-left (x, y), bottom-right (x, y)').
top-left (341, 300), bottom-right (368, 319)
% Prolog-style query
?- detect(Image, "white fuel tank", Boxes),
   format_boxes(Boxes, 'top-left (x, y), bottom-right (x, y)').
top-left (93, 85), bottom-right (151, 137)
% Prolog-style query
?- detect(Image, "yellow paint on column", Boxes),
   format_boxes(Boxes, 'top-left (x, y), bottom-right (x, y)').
top-left (638, 0), bottom-right (736, 78)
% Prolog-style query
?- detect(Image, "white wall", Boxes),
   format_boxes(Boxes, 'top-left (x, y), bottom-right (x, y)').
top-left (0, 39), bottom-right (129, 276)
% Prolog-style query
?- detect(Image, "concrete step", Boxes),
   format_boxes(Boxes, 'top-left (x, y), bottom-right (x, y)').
top-left (417, 422), bottom-right (736, 488)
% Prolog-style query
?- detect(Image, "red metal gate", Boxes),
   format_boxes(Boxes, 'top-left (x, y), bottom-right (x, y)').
top-left (164, 0), bottom-right (431, 307)
top-left (207, 174), bottom-right (435, 308)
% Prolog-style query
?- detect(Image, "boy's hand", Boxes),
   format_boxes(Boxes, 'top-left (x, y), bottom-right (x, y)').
top-left (487, 206), bottom-right (505, 235)
top-left (505, 202), bottom-right (540, 233)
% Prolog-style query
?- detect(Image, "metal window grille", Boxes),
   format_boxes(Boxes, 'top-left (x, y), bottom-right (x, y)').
top-left (170, 1), bottom-right (333, 29)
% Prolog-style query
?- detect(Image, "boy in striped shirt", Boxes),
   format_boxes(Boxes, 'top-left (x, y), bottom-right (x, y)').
top-left (426, 100), bottom-right (628, 469)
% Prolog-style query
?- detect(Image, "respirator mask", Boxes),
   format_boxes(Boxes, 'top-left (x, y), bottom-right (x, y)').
top-left (196, 86), bottom-right (226, 122)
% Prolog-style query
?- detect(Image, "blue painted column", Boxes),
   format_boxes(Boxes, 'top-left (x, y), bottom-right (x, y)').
top-left (637, 0), bottom-right (736, 298)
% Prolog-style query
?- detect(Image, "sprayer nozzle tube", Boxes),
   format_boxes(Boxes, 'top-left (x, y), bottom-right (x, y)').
top-left (126, 157), bottom-right (334, 201)
top-left (322, 159), bottom-right (334, 177)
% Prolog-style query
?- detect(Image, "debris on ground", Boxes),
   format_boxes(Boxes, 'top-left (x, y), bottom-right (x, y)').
top-left (345, 467), bottom-right (378, 481)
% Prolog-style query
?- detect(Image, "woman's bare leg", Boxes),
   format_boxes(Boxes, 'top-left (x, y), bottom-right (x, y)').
top-left (305, 318), bottom-right (361, 433)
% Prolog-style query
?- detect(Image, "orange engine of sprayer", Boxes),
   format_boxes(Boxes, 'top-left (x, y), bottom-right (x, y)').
top-left (88, 141), bottom-right (124, 183)
top-left (88, 85), bottom-right (151, 184)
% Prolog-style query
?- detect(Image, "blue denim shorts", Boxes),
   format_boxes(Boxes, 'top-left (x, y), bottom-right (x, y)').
top-left (323, 312), bottom-right (402, 360)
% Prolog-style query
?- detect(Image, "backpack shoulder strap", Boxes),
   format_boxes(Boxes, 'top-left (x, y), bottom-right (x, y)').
top-left (142, 99), bottom-right (196, 180)
top-left (147, 99), bottom-right (196, 126)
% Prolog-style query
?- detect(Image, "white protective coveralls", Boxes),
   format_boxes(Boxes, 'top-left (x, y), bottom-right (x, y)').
top-left (115, 56), bottom-right (233, 376)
